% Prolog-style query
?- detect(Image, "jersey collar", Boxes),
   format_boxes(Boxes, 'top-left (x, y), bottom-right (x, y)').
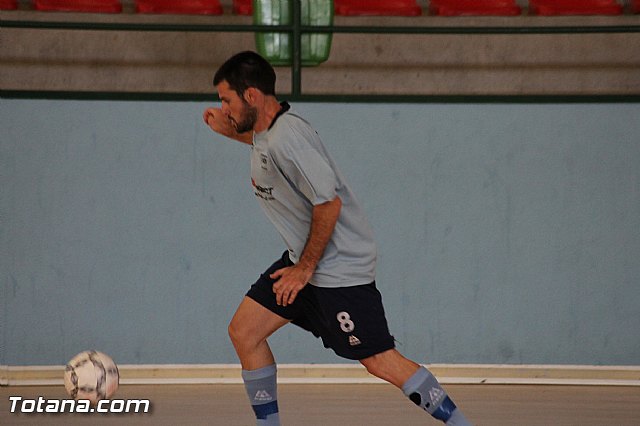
top-left (268, 101), bottom-right (291, 130)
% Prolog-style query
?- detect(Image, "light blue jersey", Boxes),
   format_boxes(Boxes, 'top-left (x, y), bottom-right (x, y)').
top-left (250, 103), bottom-right (376, 288)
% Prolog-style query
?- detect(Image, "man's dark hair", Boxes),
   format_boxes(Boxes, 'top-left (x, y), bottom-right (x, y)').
top-left (213, 51), bottom-right (276, 97)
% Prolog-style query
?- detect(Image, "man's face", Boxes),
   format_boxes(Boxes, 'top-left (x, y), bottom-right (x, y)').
top-left (217, 81), bottom-right (257, 134)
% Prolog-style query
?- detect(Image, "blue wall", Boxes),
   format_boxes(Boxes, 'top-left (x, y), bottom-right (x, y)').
top-left (1, 100), bottom-right (639, 366)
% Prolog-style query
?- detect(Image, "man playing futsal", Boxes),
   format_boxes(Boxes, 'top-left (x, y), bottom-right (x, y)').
top-left (203, 51), bottom-right (472, 426)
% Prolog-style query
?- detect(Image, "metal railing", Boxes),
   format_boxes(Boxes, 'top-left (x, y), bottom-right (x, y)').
top-left (2, 1), bottom-right (640, 102)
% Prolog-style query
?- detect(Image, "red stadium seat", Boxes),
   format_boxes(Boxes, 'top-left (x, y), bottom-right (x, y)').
top-left (528, 0), bottom-right (623, 16)
top-left (632, 0), bottom-right (640, 13)
top-left (430, 0), bottom-right (521, 16)
top-left (0, 0), bottom-right (18, 10)
top-left (34, 0), bottom-right (122, 12)
top-left (335, 0), bottom-right (422, 16)
top-left (233, 0), bottom-right (252, 15)
top-left (136, 0), bottom-right (223, 15)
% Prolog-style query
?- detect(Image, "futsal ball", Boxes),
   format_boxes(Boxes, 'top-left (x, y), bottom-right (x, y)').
top-left (64, 350), bottom-right (119, 404)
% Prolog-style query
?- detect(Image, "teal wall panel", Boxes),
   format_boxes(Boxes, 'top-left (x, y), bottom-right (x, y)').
top-left (1, 100), bottom-right (639, 365)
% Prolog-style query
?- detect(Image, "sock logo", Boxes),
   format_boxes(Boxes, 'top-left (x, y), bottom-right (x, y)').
top-left (428, 387), bottom-right (445, 405)
top-left (254, 390), bottom-right (273, 402)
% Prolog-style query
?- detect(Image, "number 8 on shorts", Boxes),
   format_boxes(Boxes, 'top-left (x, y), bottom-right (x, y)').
top-left (336, 311), bottom-right (355, 333)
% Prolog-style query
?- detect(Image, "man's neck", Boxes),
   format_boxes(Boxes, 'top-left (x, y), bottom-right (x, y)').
top-left (253, 97), bottom-right (284, 133)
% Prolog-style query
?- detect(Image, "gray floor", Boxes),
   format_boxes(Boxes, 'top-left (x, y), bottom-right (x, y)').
top-left (2, 383), bottom-right (640, 425)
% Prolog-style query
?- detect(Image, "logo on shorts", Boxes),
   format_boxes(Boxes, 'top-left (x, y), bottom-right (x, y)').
top-left (348, 335), bottom-right (361, 346)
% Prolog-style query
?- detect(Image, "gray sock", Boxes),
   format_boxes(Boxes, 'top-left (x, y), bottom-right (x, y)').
top-left (446, 408), bottom-right (473, 426)
top-left (402, 366), bottom-right (471, 425)
top-left (242, 364), bottom-right (280, 426)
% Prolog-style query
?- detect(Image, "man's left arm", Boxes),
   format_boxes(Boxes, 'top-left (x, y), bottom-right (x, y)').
top-left (271, 196), bottom-right (342, 306)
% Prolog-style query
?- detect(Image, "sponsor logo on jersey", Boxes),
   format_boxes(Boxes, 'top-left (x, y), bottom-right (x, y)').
top-left (260, 153), bottom-right (269, 171)
top-left (251, 178), bottom-right (274, 201)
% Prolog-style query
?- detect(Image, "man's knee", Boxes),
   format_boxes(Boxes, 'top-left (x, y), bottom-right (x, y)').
top-left (228, 317), bottom-right (253, 349)
top-left (229, 296), bottom-right (290, 352)
top-left (227, 319), bottom-right (239, 343)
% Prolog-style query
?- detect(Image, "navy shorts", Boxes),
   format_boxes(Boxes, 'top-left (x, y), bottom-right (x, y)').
top-left (246, 252), bottom-right (396, 360)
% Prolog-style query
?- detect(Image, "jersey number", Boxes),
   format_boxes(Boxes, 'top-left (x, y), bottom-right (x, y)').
top-left (336, 311), bottom-right (355, 333)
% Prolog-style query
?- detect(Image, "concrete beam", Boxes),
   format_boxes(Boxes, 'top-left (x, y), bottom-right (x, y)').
top-left (1, 11), bottom-right (639, 95)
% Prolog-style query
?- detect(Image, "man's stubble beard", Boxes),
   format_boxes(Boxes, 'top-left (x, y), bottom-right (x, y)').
top-left (234, 100), bottom-right (258, 134)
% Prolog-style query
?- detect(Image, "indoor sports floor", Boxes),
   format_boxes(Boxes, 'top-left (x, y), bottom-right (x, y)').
top-left (2, 383), bottom-right (640, 425)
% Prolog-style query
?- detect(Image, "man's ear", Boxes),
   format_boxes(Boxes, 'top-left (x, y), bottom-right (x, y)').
top-left (244, 87), bottom-right (259, 105)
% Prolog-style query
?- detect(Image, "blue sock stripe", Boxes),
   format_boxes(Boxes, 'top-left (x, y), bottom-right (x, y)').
top-left (251, 401), bottom-right (279, 420)
top-left (431, 396), bottom-right (457, 422)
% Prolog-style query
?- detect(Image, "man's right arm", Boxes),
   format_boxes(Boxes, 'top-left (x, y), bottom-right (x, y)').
top-left (203, 107), bottom-right (253, 145)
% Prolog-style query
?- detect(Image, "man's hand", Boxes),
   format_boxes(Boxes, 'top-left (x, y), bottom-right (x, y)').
top-left (203, 107), bottom-right (234, 137)
top-left (270, 264), bottom-right (313, 307)
top-left (270, 197), bottom-right (342, 306)
top-left (202, 107), bottom-right (252, 145)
